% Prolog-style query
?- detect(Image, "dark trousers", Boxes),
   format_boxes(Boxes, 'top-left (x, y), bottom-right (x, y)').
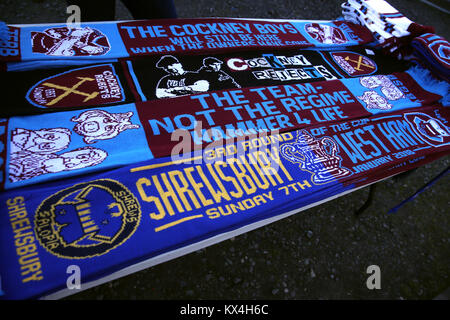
top-left (68, 0), bottom-right (177, 21)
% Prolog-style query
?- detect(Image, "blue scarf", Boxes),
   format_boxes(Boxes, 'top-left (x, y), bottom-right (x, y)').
top-left (0, 104), bottom-right (449, 299)
top-left (0, 18), bottom-right (375, 69)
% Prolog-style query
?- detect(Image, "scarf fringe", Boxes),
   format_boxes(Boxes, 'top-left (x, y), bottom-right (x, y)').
top-left (406, 65), bottom-right (450, 106)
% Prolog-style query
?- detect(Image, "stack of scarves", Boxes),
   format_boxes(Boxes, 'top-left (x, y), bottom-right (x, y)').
top-left (0, 3), bottom-right (449, 300)
top-left (341, 0), bottom-right (435, 58)
top-left (341, 0), bottom-right (434, 40)
top-left (341, 0), bottom-right (449, 82)
top-left (411, 33), bottom-right (450, 81)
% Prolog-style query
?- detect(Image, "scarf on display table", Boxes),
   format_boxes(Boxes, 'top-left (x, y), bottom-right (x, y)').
top-left (1, 104), bottom-right (449, 299)
top-left (0, 47), bottom-right (414, 116)
top-left (0, 1), bottom-right (449, 300)
top-left (0, 17), bottom-right (374, 68)
top-left (0, 66), bottom-right (448, 191)
top-left (341, 0), bottom-right (435, 58)
top-left (341, 0), bottom-right (450, 82)
top-left (411, 33), bottom-right (450, 81)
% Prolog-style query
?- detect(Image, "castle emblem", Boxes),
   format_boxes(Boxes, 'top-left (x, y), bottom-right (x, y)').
top-left (35, 179), bottom-right (141, 259)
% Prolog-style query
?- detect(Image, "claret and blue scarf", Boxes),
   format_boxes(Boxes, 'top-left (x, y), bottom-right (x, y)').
top-left (0, 0), bottom-right (449, 299)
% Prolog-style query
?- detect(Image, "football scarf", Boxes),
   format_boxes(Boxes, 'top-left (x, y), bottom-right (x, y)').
top-left (0, 65), bottom-right (447, 191)
top-left (0, 47), bottom-right (414, 116)
top-left (341, 0), bottom-right (434, 58)
top-left (411, 33), bottom-right (450, 81)
top-left (342, 0), bottom-right (422, 38)
top-left (0, 1), bottom-right (449, 300)
top-left (0, 104), bottom-right (449, 299)
top-left (0, 18), bottom-right (374, 65)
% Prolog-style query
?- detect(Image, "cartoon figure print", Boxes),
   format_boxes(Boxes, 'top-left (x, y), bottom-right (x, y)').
top-left (358, 75), bottom-right (405, 110)
top-left (72, 109), bottom-right (140, 143)
top-left (10, 127), bottom-right (72, 155)
top-left (9, 146), bottom-right (108, 183)
top-left (357, 90), bottom-right (393, 110)
top-left (155, 55), bottom-right (209, 99)
top-left (359, 75), bottom-right (392, 89)
top-left (359, 75), bottom-right (405, 99)
top-left (8, 110), bottom-right (139, 183)
top-left (305, 23), bottom-right (348, 45)
top-left (381, 85), bottom-right (405, 101)
top-left (31, 26), bottom-right (110, 57)
top-left (155, 55), bottom-right (240, 99)
top-left (9, 128), bottom-right (107, 183)
top-left (359, 75), bottom-right (404, 98)
top-left (197, 57), bottom-right (241, 91)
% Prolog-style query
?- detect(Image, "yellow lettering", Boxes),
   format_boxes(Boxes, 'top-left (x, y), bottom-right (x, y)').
top-left (169, 170), bottom-right (201, 212)
top-left (6, 196), bottom-right (24, 206)
top-left (136, 177), bottom-right (166, 220)
top-left (203, 164), bottom-right (232, 203)
top-left (241, 140), bottom-right (252, 151)
top-left (228, 158), bottom-right (257, 195)
top-left (298, 180), bottom-right (312, 189)
top-left (240, 154), bottom-right (270, 189)
top-left (16, 243), bottom-right (37, 256)
top-left (253, 194), bottom-right (266, 206)
top-left (214, 161), bottom-right (243, 198)
top-left (242, 198), bottom-right (256, 209)
top-left (229, 201), bottom-right (245, 213)
top-left (184, 167), bottom-right (214, 207)
top-left (153, 173), bottom-right (184, 215)
top-left (206, 207), bottom-right (220, 219)
top-left (11, 218), bottom-right (30, 230)
top-left (15, 235), bottom-right (34, 247)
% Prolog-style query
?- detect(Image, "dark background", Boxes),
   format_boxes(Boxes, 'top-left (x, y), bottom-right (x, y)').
top-left (0, 0), bottom-right (449, 300)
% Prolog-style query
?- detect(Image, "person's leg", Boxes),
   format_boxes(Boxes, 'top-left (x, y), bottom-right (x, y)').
top-left (68, 0), bottom-right (116, 21)
top-left (121, 0), bottom-right (177, 19)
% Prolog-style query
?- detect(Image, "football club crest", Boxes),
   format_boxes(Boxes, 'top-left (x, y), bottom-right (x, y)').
top-left (26, 64), bottom-right (125, 109)
top-left (280, 130), bottom-right (352, 184)
top-left (416, 34), bottom-right (450, 69)
top-left (331, 52), bottom-right (377, 76)
top-left (404, 112), bottom-right (450, 147)
top-left (429, 40), bottom-right (450, 67)
top-left (35, 179), bottom-right (141, 259)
